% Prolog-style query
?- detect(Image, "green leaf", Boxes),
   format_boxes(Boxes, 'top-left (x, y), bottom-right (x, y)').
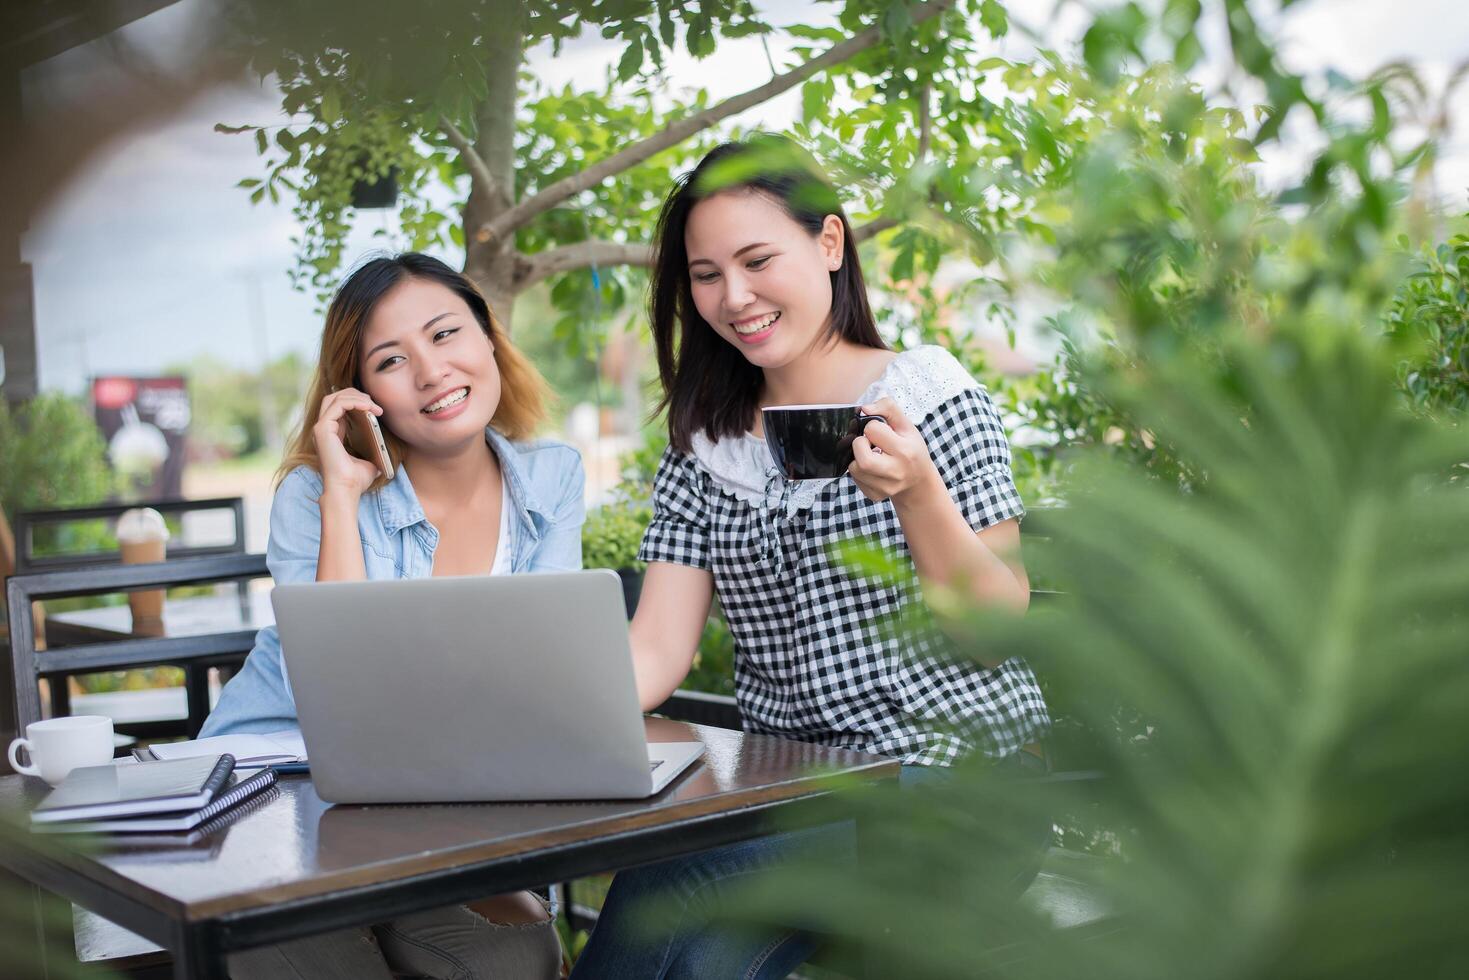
top-left (1082, 3), bottom-right (1147, 86)
top-left (891, 241), bottom-right (916, 282)
top-left (617, 36), bottom-right (644, 80)
top-left (882, 3), bottom-right (913, 39)
top-left (801, 79), bottom-right (829, 124)
top-left (979, 0), bottom-right (1008, 38)
top-left (1173, 30), bottom-right (1203, 71)
top-left (687, 15), bottom-right (715, 57)
top-left (253, 128), bottom-right (267, 154)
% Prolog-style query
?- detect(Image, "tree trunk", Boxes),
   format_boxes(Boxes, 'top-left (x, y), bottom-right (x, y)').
top-left (461, 0), bottom-right (523, 328)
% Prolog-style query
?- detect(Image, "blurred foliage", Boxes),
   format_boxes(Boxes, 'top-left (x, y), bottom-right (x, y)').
top-left (581, 491), bottom-right (651, 573)
top-left (0, 821), bottom-right (104, 980)
top-left (0, 393), bottom-right (115, 531)
top-left (686, 612), bottom-right (737, 699)
top-left (1386, 227), bottom-right (1469, 420)
top-left (581, 425), bottom-right (734, 696)
top-left (741, 324), bottom-right (1469, 978)
top-left (707, 0), bottom-right (1469, 976)
top-left (508, 283), bottom-right (602, 427)
top-left (171, 352), bottom-right (311, 459)
top-left (71, 666), bottom-right (186, 697)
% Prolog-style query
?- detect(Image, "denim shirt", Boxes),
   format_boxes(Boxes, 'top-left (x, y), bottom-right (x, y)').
top-left (200, 428), bottom-right (585, 737)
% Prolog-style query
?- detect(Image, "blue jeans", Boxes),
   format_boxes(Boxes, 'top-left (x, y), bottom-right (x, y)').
top-left (571, 758), bottom-right (1049, 980)
top-left (569, 826), bottom-right (833, 980)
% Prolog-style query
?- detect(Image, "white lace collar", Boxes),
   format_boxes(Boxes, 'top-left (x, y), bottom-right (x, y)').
top-left (689, 345), bottom-right (979, 511)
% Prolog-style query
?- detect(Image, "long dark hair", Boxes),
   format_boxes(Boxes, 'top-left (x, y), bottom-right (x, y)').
top-left (650, 136), bottom-right (885, 452)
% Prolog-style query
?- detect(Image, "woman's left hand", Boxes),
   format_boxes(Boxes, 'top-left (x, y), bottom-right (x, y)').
top-left (849, 397), bottom-right (943, 505)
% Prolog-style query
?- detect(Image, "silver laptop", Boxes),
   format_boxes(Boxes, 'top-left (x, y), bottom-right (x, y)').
top-left (270, 570), bottom-right (704, 803)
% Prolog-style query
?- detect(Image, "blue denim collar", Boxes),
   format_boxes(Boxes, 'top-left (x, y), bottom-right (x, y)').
top-left (373, 426), bottom-right (546, 544)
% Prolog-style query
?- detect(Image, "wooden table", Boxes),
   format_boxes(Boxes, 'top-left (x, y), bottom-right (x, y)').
top-left (0, 717), bottom-right (898, 979)
top-left (40, 592), bottom-right (274, 730)
top-left (43, 591), bottom-right (274, 646)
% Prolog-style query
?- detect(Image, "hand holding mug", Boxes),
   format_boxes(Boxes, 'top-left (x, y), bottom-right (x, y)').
top-left (848, 397), bottom-right (942, 504)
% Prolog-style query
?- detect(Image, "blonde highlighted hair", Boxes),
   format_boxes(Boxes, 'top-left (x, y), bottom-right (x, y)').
top-left (277, 253), bottom-right (549, 489)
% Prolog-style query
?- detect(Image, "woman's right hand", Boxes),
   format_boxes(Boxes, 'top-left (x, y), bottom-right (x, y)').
top-left (313, 387), bottom-right (384, 500)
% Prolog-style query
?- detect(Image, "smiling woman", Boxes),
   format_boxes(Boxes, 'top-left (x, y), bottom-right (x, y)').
top-left (197, 253), bottom-right (582, 979)
top-left (282, 252), bottom-right (549, 487)
top-left (572, 136), bottom-right (1048, 980)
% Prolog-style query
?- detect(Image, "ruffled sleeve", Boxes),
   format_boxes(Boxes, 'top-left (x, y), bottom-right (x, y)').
top-left (922, 385), bottom-right (1025, 530)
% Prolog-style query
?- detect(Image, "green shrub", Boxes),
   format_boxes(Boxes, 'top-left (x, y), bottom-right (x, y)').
top-left (1386, 226), bottom-right (1469, 420)
top-left (685, 612), bottom-right (736, 698)
top-left (0, 393), bottom-right (114, 521)
top-left (581, 492), bottom-right (652, 572)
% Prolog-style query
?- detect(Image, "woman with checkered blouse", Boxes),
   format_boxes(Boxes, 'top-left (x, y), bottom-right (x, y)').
top-left (569, 136), bottom-right (1051, 980)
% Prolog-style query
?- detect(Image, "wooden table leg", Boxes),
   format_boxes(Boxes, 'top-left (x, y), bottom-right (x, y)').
top-left (854, 813), bottom-right (884, 980)
top-left (184, 666), bottom-right (211, 738)
top-left (0, 870), bottom-right (78, 978)
top-left (173, 925), bottom-right (229, 980)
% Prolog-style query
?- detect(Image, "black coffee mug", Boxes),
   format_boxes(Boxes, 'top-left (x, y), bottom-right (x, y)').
top-left (762, 405), bottom-right (886, 481)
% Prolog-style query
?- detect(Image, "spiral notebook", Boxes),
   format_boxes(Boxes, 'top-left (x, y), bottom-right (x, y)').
top-left (29, 754), bottom-right (237, 825)
top-left (34, 768), bottom-right (278, 834)
top-left (91, 783), bottom-right (282, 850)
top-left (139, 730), bottom-right (308, 772)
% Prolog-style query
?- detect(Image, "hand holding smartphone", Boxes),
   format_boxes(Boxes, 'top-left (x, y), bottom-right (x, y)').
top-left (346, 409), bottom-right (394, 481)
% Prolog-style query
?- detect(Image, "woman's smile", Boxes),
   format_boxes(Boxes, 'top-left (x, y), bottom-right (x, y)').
top-left (421, 386), bottom-right (471, 419)
top-left (730, 311), bottom-right (781, 343)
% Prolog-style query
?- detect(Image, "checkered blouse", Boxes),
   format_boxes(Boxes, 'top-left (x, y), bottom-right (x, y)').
top-left (639, 346), bottom-right (1051, 765)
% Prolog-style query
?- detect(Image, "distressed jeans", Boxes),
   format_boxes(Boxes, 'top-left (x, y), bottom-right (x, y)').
top-left (227, 899), bottom-right (562, 980)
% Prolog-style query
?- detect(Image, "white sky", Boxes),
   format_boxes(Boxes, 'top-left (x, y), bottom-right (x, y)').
top-left (19, 0), bottom-right (1469, 394)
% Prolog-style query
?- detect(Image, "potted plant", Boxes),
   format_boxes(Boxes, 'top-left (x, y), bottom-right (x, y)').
top-left (581, 491), bottom-right (652, 617)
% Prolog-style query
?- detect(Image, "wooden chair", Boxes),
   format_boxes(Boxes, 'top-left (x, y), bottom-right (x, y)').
top-left (1, 502), bottom-right (48, 663)
top-left (5, 553), bottom-right (271, 976)
top-left (12, 497), bottom-right (248, 573)
top-left (4, 553), bottom-right (269, 751)
top-left (11, 498), bottom-right (251, 728)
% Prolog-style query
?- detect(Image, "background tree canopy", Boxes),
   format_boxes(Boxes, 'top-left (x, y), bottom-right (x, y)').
top-left (221, 0), bottom-right (973, 328)
top-left (224, 0), bottom-right (1464, 496)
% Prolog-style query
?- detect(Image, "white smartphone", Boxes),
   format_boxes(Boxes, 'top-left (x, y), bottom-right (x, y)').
top-left (346, 409), bottom-right (394, 481)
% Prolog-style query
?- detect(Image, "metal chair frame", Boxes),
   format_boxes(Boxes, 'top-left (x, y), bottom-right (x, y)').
top-left (5, 553), bottom-right (269, 747)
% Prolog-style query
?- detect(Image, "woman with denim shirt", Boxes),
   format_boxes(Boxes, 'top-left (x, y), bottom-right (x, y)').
top-left (204, 253), bottom-right (580, 980)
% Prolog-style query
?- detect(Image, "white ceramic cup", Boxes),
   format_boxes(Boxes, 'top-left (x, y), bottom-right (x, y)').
top-left (8, 715), bottom-right (115, 785)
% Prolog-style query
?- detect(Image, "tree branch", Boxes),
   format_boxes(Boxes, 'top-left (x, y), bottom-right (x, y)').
top-left (439, 115), bottom-right (502, 205)
top-left (517, 240), bottom-right (655, 289)
top-left (853, 217), bottom-right (899, 243)
top-left (480, 0), bottom-right (957, 244)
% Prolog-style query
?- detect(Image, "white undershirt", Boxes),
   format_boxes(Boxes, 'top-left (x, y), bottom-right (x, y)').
top-left (488, 479), bottom-right (512, 575)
